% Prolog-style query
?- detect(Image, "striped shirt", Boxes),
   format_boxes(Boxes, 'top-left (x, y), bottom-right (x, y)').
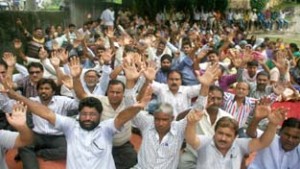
top-left (132, 111), bottom-right (187, 169)
top-left (223, 92), bottom-right (278, 127)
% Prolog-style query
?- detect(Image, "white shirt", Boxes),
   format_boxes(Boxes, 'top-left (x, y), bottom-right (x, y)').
top-left (248, 135), bottom-right (300, 169)
top-left (151, 81), bottom-right (201, 117)
top-left (196, 136), bottom-right (250, 169)
top-left (132, 111), bottom-right (187, 169)
top-left (30, 96), bottom-right (79, 135)
top-left (55, 115), bottom-right (118, 169)
top-left (0, 130), bottom-right (18, 169)
top-left (101, 8), bottom-right (115, 26)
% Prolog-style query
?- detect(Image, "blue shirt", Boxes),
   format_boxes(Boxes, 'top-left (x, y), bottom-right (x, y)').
top-left (172, 53), bottom-right (199, 86)
top-left (248, 135), bottom-right (300, 169)
top-left (155, 69), bottom-right (168, 84)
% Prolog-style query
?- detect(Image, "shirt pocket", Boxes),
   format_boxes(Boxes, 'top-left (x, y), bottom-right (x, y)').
top-left (157, 142), bottom-right (177, 158)
top-left (91, 139), bottom-right (106, 156)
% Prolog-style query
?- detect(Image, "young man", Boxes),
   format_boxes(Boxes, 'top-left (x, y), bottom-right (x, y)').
top-left (1, 75), bottom-right (152, 169)
top-left (185, 101), bottom-right (286, 169)
top-left (247, 115), bottom-right (300, 169)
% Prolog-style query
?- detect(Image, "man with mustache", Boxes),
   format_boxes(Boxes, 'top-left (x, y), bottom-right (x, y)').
top-left (185, 101), bottom-right (287, 169)
top-left (1, 74), bottom-right (152, 169)
top-left (178, 64), bottom-right (233, 169)
top-left (16, 78), bottom-right (79, 169)
top-left (70, 57), bottom-right (138, 169)
top-left (155, 54), bottom-right (172, 84)
top-left (247, 105), bottom-right (300, 169)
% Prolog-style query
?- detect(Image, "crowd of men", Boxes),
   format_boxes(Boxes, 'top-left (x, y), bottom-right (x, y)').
top-left (0, 5), bottom-right (299, 169)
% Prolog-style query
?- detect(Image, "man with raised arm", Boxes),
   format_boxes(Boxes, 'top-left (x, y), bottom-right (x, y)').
top-left (185, 100), bottom-right (286, 169)
top-left (0, 102), bottom-right (33, 169)
top-left (1, 75), bottom-right (152, 169)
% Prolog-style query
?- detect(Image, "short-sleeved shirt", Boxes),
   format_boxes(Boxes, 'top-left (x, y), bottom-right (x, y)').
top-left (195, 135), bottom-right (250, 169)
top-left (248, 136), bottom-right (300, 169)
top-left (55, 114), bottom-right (118, 169)
top-left (0, 130), bottom-right (18, 169)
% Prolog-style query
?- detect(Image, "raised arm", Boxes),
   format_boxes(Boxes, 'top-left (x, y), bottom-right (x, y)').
top-left (246, 97), bottom-right (272, 138)
top-left (6, 102), bottom-right (33, 148)
top-left (248, 107), bottom-right (287, 153)
top-left (69, 57), bottom-right (88, 99)
top-left (185, 109), bottom-right (204, 149)
top-left (2, 76), bottom-right (56, 125)
top-left (114, 85), bottom-right (152, 129)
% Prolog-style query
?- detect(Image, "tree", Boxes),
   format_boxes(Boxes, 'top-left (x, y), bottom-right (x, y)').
top-left (250, 0), bottom-right (269, 12)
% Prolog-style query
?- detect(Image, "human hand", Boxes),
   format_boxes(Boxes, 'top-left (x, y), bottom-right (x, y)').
top-left (69, 57), bottom-right (82, 78)
top-left (3, 52), bottom-right (16, 67)
top-left (6, 101), bottom-right (27, 130)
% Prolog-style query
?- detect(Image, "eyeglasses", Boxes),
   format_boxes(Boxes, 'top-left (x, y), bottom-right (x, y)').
top-left (29, 71), bottom-right (42, 75)
top-left (80, 113), bottom-right (99, 118)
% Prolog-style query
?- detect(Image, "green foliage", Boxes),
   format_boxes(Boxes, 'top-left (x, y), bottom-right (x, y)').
top-left (250, 0), bottom-right (269, 12)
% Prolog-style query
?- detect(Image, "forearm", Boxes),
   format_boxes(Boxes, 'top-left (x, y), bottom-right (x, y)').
top-left (109, 65), bottom-right (123, 79)
top-left (185, 123), bottom-right (200, 149)
top-left (14, 125), bottom-right (34, 148)
top-left (114, 105), bottom-right (143, 129)
top-left (8, 90), bottom-right (56, 124)
top-left (257, 123), bottom-right (277, 147)
top-left (246, 117), bottom-right (261, 138)
top-left (73, 77), bottom-right (88, 99)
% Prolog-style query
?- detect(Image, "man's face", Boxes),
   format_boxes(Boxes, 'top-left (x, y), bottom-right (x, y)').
top-left (235, 82), bottom-right (249, 98)
top-left (167, 72), bottom-right (182, 93)
top-left (160, 59), bottom-right (171, 72)
top-left (183, 44), bottom-right (191, 55)
top-left (107, 84), bottom-right (124, 106)
top-left (213, 127), bottom-right (237, 152)
top-left (208, 53), bottom-right (219, 64)
top-left (69, 26), bottom-right (75, 33)
top-left (34, 29), bottom-right (43, 39)
top-left (29, 67), bottom-right (43, 83)
top-left (37, 83), bottom-right (54, 102)
top-left (256, 75), bottom-right (269, 91)
top-left (247, 66), bottom-right (257, 78)
top-left (207, 90), bottom-right (223, 112)
top-left (154, 112), bottom-right (173, 136)
top-left (157, 43), bottom-right (165, 54)
top-left (79, 107), bottom-right (101, 131)
top-left (84, 71), bottom-right (99, 88)
top-left (280, 127), bottom-right (300, 151)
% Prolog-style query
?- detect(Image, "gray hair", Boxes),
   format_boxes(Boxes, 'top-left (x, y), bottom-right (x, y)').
top-left (153, 103), bottom-right (174, 116)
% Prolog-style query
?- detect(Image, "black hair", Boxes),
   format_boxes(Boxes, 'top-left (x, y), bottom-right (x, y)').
top-left (27, 62), bottom-right (44, 72)
top-left (257, 71), bottom-right (270, 79)
top-left (160, 54), bottom-right (172, 63)
top-left (167, 70), bottom-right (182, 80)
top-left (78, 97), bottom-right (103, 114)
top-left (209, 85), bottom-right (224, 97)
top-left (36, 78), bottom-right (57, 91)
top-left (247, 60), bottom-right (259, 67)
top-left (108, 79), bottom-right (125, 92)
top-left (280, 118), bottom-right (300, 131)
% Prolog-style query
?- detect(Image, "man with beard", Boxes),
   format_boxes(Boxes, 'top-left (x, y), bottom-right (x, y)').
top-left (155, 54), bottom-right (172, 83)
top-left (70, 57), bottom-right (138, 169)
top-left (16, 78), bottom-right (79, 169)
top-left (250, 71), bottom-right (275, 99)
top-left (1, 75), bottom-right (152, 169)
